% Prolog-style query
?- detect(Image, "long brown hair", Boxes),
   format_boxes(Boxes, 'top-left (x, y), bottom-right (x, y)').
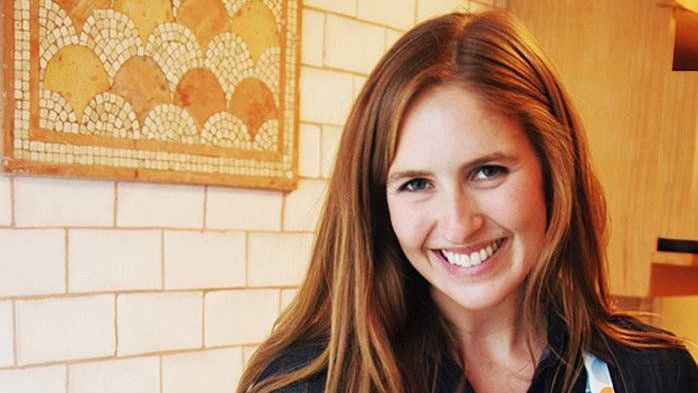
top-left (238, 10), bottom-right (683, 393)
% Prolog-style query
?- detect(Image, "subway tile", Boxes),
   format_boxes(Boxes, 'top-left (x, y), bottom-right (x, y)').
top-left (0, 366), bottom-right (65, 393)
top-left (0, 176), bottom-right (10, 226)
top-left (204, 289), bottom-right (279, 346)
top-left (164, 231), bottom-right (245, 289)
top-left (280, 288), bottom-right (299, 312)
top-left (69, 229), bottom-right (161, 292)
top-left (16, 295), bottom-right (114, 365)
top-left (117, 182), bottom-right (204, 228)
top-left (357, 0), bottom-right (415, 30)
top-left (353, 75), bottom-right (368, 100)
top-left (205, 187), bottom-right (282, 231)
top-left (283, 179), bottom-right (328, 232)
top-left (303, 0), bottom-right (357, 17)
top-left (324, 15), bottom-right (385, 74)
top-left (416, 0), bottom-right (469, 22)
top-left (300, 67), bottom-right (354, 125)
top-left (385, 29), bottom-right (403, 51)
top-left (69, 357), bottom-right (159, 393)
top-left (302, 9), bottom-right (324, 66)
top-left (118, 292), bottom-right (201, 356)
top-left (247, 233), bottom-right (314, 287)
top-left (0, 229), bottom-right (65, 297)
top-left (299, 123), bottom-right (322, 178)
top-left (0, 301), bottom-right (13, 367)
top-left (320, 125), bottom-right (343, 178)
top-left (14, 176), bottom-right (113, 227)
top-left (243, 345), bottom-right (259, 365)
top-left (468, 0), bottom-right (495, 12)
top-left (162, 348), bottom-right (243, 393)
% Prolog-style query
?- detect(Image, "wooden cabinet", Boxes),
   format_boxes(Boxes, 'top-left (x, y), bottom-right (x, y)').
top-left (507, 0), bottom-right (698, 296)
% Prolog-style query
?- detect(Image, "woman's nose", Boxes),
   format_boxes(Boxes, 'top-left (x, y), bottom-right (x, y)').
top-left (439, 190), bottom-right (485, 244)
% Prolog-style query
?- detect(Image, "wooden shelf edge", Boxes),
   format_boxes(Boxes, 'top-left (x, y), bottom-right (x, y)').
top-left (649, 262), bottom-right (698, 296)
top-left (652, 251), bottom-right (698, 266)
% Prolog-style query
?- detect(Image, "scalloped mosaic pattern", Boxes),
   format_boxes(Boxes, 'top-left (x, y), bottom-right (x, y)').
top-left (7, 0), bottom-right (299, 187)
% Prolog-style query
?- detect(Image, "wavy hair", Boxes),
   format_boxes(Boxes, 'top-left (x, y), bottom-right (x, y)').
top-left (237, 10), bottom-right (683, 393)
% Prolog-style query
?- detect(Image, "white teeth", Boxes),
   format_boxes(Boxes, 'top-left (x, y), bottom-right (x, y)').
top-left (441, 239), bottom-right (502, 268)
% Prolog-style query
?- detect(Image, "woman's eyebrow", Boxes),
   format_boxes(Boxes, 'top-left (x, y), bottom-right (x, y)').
top-left (387, 152), bottom-right (516, 184)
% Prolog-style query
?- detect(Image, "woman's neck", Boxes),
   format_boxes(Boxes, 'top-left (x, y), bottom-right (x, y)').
top-left (431, 287), bottom-right (548, 383)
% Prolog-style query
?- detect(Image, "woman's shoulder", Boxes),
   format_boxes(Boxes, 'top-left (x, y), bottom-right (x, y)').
top-left (603, 317), bottom-right (697, 392)
top-left (257, 341), bottom-right (327, 392)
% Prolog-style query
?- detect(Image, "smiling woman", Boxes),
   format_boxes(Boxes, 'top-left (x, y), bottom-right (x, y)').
top-left (237, 10), bottom-right (698, 393)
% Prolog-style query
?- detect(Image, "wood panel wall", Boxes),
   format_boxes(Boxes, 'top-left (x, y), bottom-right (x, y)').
top-left (507, 0), bottom-right (698, 296)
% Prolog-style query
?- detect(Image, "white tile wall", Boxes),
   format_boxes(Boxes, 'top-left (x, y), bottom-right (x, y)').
top-left (320, 125), bottom-right (343, 178)
top-left (385, 29), bottom-right (403, 51)
top-left (14, 177), bottom-right (113, 227)
top-left (0, 301), bottom-right (13, 367)
top-left (298, 123), bottom-right (322, 178)
top-left (357, 0), bottom-right (415, 29)
top-left (0, 366), bottom-right (65, 393)
top-left (16, 295), bottom-right (115, 365)
top-left (247, 233), bottom-right (314, 287)
top-left (0, 229), bottom-right (65, 297)
top-left (300, 67), bottom-right (354, 125)
top-left (304, 0), bottom-right (357, 17)
top-left (0, 0), bottom-right (500, 389)
top-left (205, 187), bottom-right (282, 230)
top-left (162, 348), bottom-right (243, 393)
top-left (302, 9), bottom-right (325, 66)
top-left (117, 182), bottom-right (204, 228)
top-left (164, 231), bottom-right (245, 289)
top-left (0, 176), bottom-right (11, 226)
top-left (417, 0), bottom-right (470, 22)
top-left (324, 15), bottom-right (386, 74)
top-left (352, 75), bottom-right (368, 100)
top-left (68, 229), bottom-right (161, 292)
top-left (204, 289), bottom-right (279, 346)
top-left (280, 288), bottom-right (299, 311)
top-left (283, 179), bottom-right (328, 231)
top-left (117, 292), bottom-right (202, 356)
top-left (69, 357), bottom-right (160, 393)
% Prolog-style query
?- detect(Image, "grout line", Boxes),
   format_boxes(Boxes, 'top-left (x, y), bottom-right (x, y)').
top-left (414, 0), bottom-right (419, 25)
top-left (114, 294), bottom-right (119, 358)
top-left (159, 355), bottom-right (164, 393)
top-left (0, 344), bottom-right (265, 371)
top-left (64, 229), bottom-right (69, 294)
top-left (302, 58), bottom-right (372, 78)
top-left (0, 285), bottom-right (300, 303)
top-left (160, 230), bottom-right (165, 290)
top-left (11, 300), bottom-right (17, 367)
top-left (202, 186), bottom-right (208, 230)
top-left (200, 291), bottom-right (205, 349)
top-left (10, 175), bottom-right (16, 227)
top-left (321, 10), bottom-right (327, 67)
top-left (113, 182), bottom-right (118, 227)
top-left (244, 232), bottom-right (250, 287)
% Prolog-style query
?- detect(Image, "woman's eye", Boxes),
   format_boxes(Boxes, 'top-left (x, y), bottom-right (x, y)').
top-left (400, 178), bottom-right (431, 192)
top-left (473, 165), bottom-right (507, 180)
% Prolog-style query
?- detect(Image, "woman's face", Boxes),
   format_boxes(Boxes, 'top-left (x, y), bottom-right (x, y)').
top-left (386, 84), bottom-right (547, 315)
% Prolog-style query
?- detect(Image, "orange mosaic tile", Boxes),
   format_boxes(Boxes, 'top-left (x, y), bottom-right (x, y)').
top-left (2, 0), bottom-right (300, 190)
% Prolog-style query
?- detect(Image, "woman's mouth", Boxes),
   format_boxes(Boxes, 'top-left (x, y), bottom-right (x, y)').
top-left (437, 238), bottom-right (505, 268)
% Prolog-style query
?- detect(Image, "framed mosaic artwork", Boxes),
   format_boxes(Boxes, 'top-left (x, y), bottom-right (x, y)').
top-left (2, 0), bottom-right (301, 190)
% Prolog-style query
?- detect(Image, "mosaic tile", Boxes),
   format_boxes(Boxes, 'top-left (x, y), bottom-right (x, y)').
top-left (3, 0), bottom-right (299, 190)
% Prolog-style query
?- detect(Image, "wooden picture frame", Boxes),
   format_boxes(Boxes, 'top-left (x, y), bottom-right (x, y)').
top-left (2, 0), bottom-right (301, 190)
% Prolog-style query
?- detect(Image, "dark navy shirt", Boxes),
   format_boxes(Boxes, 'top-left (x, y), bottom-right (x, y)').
top-left (259, 317), bottom-right (698, 392)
